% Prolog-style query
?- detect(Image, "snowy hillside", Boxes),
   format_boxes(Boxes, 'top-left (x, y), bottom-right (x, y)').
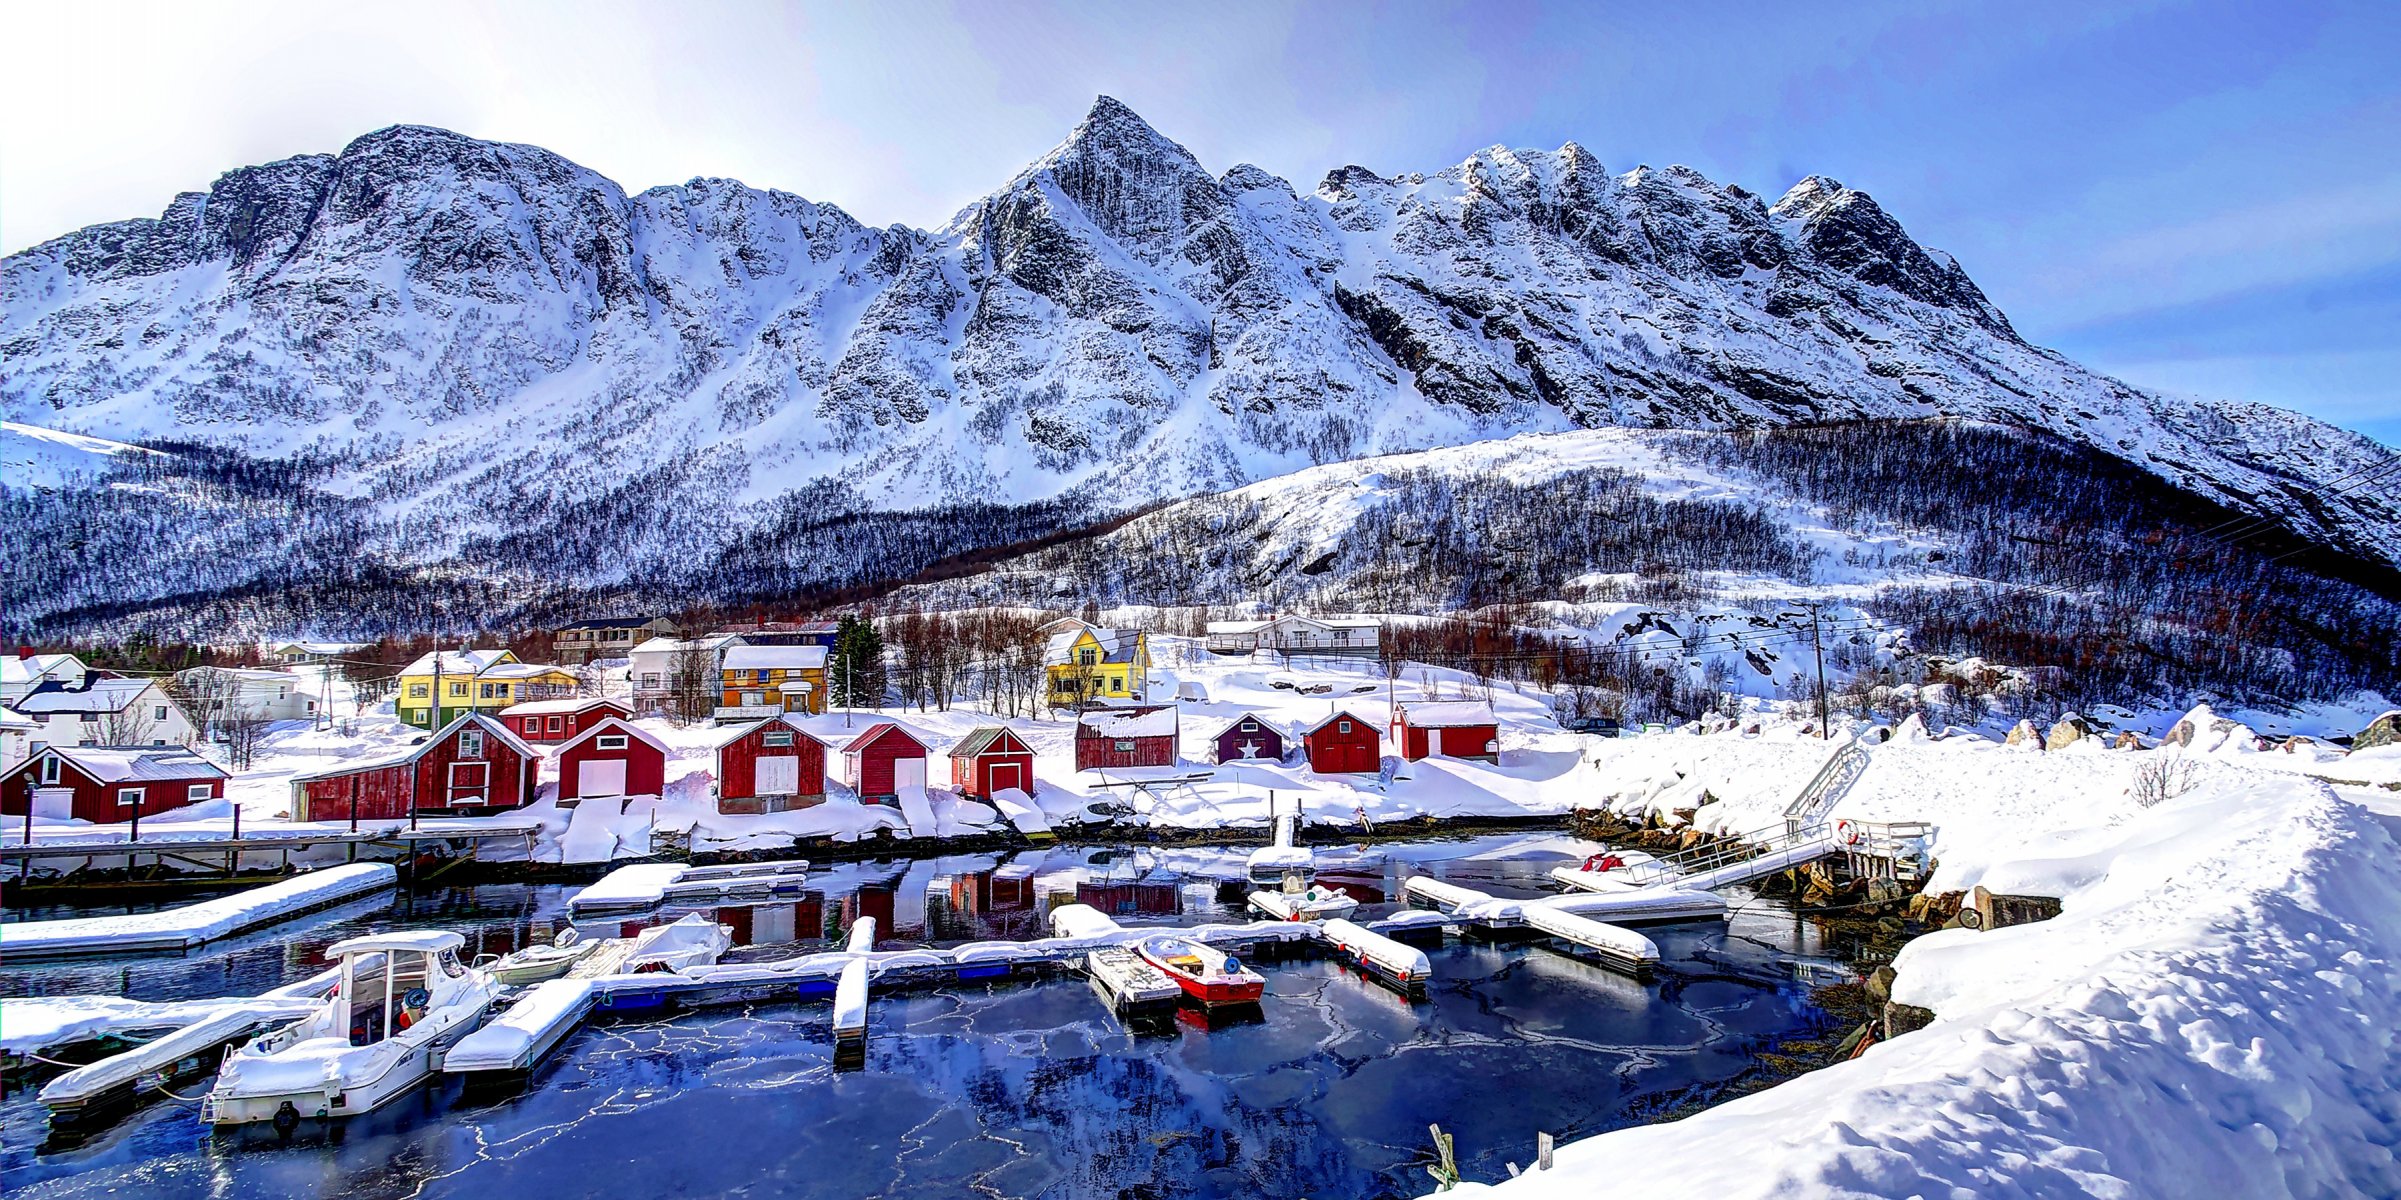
top-left (3, 98), bottom-right (2396, 634)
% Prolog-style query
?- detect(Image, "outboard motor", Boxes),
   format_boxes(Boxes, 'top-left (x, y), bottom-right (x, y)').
top-left (271, 1100), bottom-right (300, 1141)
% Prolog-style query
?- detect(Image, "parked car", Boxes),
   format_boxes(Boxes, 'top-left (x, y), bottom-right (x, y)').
top-left (1563, 716), bottom-right (1623, 737)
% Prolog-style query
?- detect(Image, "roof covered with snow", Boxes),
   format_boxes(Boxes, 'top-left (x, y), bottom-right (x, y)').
top-left (499, 697), bottom-right (630, 717)
top-left (290, 712), bottom-right (535, 782)
top-left (1045, 626), bottom-right (1145, 666)
top-left (1, 653), bottom-right (84, 686)
top-left (23, 745), bottom-right (228, 783)
top-left (554, 716), bottom-right (669, 757)
top-left (844, 721), bottom-right (928, 756)
top-left (712, 712), bottom-right (833, 750)
top-left (1213, 712), bottom-right (1288, 740)
top-left (1304, 710), bottom-right (1380, 736)
top-left (1398, 701), bottom-right (1498, 727)
top-left (723, 645), bottom-right (830, 670)
top-left (556, 615), bottom-right (670, 631)
top-left (398, 648), bottom-right (515, 677)
top-left (1077, 706), bottom-right (1179, 738)
top-left (13, 677), bottom-right (159, 715)
top-left (629, 633), bottom-right (742, 657)
top-left (478, 662), bottom-right (576, 680)
top-left (951, 726), bottom-right (1033, 759)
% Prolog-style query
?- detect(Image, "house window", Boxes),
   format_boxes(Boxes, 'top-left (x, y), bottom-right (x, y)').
top-left (763, 731), bottom-right (795, 748)
top-left (1338, 720), bottom-right (1352, 734)
top-left (410, 683), bottom-right (429, 698)
top-left (1111, 677), bottom-right (1124, 691)
top-left (1239, 720), bottom-right (1257, 731)
top-left (117, 786), bottom-right (144, 808)
top-left (1078, 649), bottom-right (1097, 666)
top-left (450, 682), bottom-right (468, 697)
top-left (742, 692), bottom-right (765, 707)
top-left (548, 715), bottom-right (565, 733)
top-left (1115, 739), bottom-right (1136, 752)
top-left (188, 784), bottom-right (211, 802)
top-left (640, 672), bottom-right (660, 688)
top-left (480, 682), bottom-right (502, 699)
top-left (597, 735), bottom-right (628, 750)
top-left (38, 755), bottom-right (61, 785)
top-left (153, 705), bottom-right (168, 721)
top-left (459, 727), bottom-right (485, 758)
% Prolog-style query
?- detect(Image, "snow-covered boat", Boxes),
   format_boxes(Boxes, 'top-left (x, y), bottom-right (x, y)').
top-left (203, 931), bottom-right (499, 1132)
top-left (1248, 884), bottom-right (1359, 922)
top-left (620, 913), bottom-right (733, 974)
top-left (1137, 936), bottom-right (1265, 1008)
top-left (480, 928), bottom-right (599, 986)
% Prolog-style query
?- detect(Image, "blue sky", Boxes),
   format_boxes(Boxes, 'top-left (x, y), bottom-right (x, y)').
top-left (4, 0), bottom-right (2393, 443)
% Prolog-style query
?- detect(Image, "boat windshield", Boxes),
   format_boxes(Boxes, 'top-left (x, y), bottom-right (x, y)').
top-left (345, 949), bottom-right (433, 1045)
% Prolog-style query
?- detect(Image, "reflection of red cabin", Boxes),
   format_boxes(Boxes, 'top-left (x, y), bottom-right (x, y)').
top-left (292, 713), bottom-right (538, 821)
top-left (555, 716), bottom-right (668, 808)
top-left (499, 697), bottom-right (631, 744)
top-left (843, 722), bottom-right (929, 803)
top-left (1073, 705), bottom-right (1177, 771)
top-left (1076, 875), bottom-right (1181, 916)
top-left (1211, 712), bottom-right (1286, 764)
top-left (715, 714), bottom-right (831, 813)
top-left (951, 727), bottom-right (1035, 801)
top-left (2, 746), bottom-right (228, 825)
top-left (1394, 702), bottom-right (1500, 762)
top-left (1302, 710), bottom-right (1382, 774)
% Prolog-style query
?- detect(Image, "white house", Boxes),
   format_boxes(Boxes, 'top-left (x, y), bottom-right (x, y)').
top-left (12, 676), bottom-right (196, 748)
top-left (1204, 615), bottom-right (1384, 658)
top-left (270, 641), bottom-right (367, 665)
top-left (173, 666), bottom-right (322, 723)
top-left (0, 704), bottom-right (35, 772)
top-left (1, 652), bottom-right (89, 706)
top-left (627, 633), bottom-right (746, 714)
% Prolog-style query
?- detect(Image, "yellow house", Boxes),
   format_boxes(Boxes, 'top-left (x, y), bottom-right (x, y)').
top-left (397, 649), bottom-right (581, 729)
top-left (717, 644), bottom-right (830, 722)
top-left (1044, 624), bottom-right (1149, 706)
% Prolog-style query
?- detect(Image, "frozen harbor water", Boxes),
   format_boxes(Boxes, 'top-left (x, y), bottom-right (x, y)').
top-left (3, 834), bottom-right (1842, 1198)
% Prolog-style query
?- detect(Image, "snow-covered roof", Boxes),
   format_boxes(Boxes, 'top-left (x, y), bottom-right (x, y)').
top-left (13, 677), bottom-right (158, 715)
top-left (554, 716), bottom-right (669, 757)
top-left (398, 648), bottom-right (514, 676)
top-left (291, 713), bottom-right (535, 782)
top-left (556, 616), bottom-right (668, 631)
top-left (1204, 620), bottom-right (1272, 635)
top-left (1213, 712), bottom-right (1286, 740)
top-left (1, 653), bottom-right (83, 686)
top-left (273, 641), bottom-right (366, 655)
top-left (723, 645), bottom-right (829, 670)
top-left (713, 712), bottom-right (832, 750)
top-left (1045, 626), bottom-right (1144, 666)
top-left (629, 633), bottom-right (742, 657)
top-left (1399, 702), bottom-right (1497, 727)
top-left (21, 745), bottom-right (227, 783)
top-left (326, 930), bottom-right (464, 958)
top-left (1077, 706), bottom-right (1179, 738)
top-left (1303, 710), bottom-right (1379, 736)
top-left (951, 727), bottom-right (1031, 759)
top-left (177, 666), bottom-right (302, 686)
top-left (0, 704), bottom-right (32, 730)
top-left (478, 662), bottom-right (575, 681)
top-left (499, 697), bottom-right (629, 717)
top-left (844, 721), bottom-right (928, 756)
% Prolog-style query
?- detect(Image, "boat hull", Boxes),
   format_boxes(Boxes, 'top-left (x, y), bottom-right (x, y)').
top-left (1137, 941), bottom-right (1266, 1008)
top-left (204, 1004), bottom-right (490, 1126)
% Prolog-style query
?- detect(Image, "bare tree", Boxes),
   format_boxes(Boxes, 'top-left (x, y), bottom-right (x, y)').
top-left (220, 704), bottom-right (273, 770)
top-left (166, 668), bottom-right (242, 740)
top-left (2130, 756), bottom-right (2200, 809)
top-left (668, 641), bottom-right (719, 727)
top-left (99, 703), bottom-right (159, 746)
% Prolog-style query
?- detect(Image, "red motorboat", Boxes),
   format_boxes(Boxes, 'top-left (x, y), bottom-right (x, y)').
top-left (1138, 936), bottom-right (1266, 1008)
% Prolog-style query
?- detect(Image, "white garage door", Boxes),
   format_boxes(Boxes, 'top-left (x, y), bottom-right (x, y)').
top-left (893, 757), bottom-right (925, 791)
top-left (578, 759), bottom-right (628, 799)
top-left (756, 755), bottom-right (800, 796)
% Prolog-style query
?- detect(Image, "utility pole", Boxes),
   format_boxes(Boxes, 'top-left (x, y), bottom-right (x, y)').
top-left (1806, 603), bottom-right (1829, 740)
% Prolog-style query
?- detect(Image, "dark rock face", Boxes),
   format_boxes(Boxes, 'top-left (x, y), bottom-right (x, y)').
top-left (4, 95), bottom-right (2395, 604)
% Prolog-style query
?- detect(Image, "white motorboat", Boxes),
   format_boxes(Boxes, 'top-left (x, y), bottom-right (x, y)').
top-left (1248, 883), bottom-right (1359, 922)
top-left (204, 930), bottom-right (500, 1132)
top-left (481, 928), bottom-right (600, 986)
top-left (620, 913), bottom-right (733, 975)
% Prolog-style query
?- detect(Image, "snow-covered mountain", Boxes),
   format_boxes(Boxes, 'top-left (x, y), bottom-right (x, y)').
top-left (4, 96), bottom-right (2395, 627)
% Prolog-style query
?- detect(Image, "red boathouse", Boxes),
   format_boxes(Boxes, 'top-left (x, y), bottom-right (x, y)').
top-left (554, 716), bottom-right (668, 808)
top-left (1211, 712), bottom-right (1287, 765)
top-left (1393, 702), bottom-right (1501, 763)
top-left (950, 727), bottom-right (1036, 801)
top-left (2, 746), bottom-right (228, 825)
top-left (1302, 710), bottom-right (1382, 775)
top-left (291, 713), bottom-right (539, 822)
top-left (715, 714), bottom-right (831, 813)
top-left (842, 722), bottom-right (929, 804)
top-left (499, 697), bottom-right (632, 744)
top-left (1073, 705), bottom-right (1178, 771)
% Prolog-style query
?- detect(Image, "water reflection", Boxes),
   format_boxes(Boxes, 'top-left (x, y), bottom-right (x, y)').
top-left (2, 834), bottom-right (1848, 1199)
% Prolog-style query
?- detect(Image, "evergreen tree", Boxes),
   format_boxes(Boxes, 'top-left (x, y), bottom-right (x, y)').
top-left (829, 615), bottom-right (886, 709)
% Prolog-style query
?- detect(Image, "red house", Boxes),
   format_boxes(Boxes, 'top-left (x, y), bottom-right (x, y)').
top-left (1302, 710), bottom-right (1382, 774)
top-left (499, 697), bottom-right (632, 744)
top-left (2, 745), bottom-right (228, 825)
top-left (554, 716), bottom-right (669, 808)
top-left (291, 713), bottom-right (539, 822)
top-left (843, 721), bottom-right (929, 804)
top-left (1211, 712), bottom-right (1287, 765)
top-left (715, 714), bottom-right (831, 814)
top-left (1073, 705), bottom-right (1178, 771)
top-left (1394, 702), bottom-right (1501, 763)
top-left (950, 727), bottom-right (1036, 801)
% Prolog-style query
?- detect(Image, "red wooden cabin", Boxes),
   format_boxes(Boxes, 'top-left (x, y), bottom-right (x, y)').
top-left (291, 713), bottom-right (539, 822)
top-left (950, 727), bottom-right (1036, 801)
top-left (1302, 710), bottom-right (1382, 774)
top-left (1394, 702), bottom-right (1501, 762)
top-left (1073, 705), bottom-right (1178, 771)
top-left (1211, 712), bottom-right (1287, 764)
top-left (554, 716), bottom-right (668, 808)
top-left (715, 714), bottom-right (831, 813)
top-left (842, 721), bottom-right (929, 804)
top-left (499, 697), bottom-right (632, 744)
top-left (1, 746), bottom-right (227, 825)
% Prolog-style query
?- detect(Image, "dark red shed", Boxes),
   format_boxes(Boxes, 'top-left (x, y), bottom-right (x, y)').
top-left (1302, 710), bottom-right (1382, 775)
top-left (1394, 702), bottom-right (1501, 762)
top-left (843, 721), bottom-right (929, 803)
top-left (499, 697), bottom-right (632, 745)
top-left (950, 727), bottom-right (1036, 801)
top-left (555, 716), bottom-right (669, 808)
top-left (1073, 705), bottom-right (1178, 772)
top-left (2, 746), bottom-right (227, 825)
top-left (1211, 712), bottom-right (1287, 765)
top-left (291, 713), bottom-right (539, 822)
top-left (715, 714), bottom-right (831, 813)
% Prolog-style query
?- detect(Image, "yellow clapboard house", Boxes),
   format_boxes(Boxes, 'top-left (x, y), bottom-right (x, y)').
top-left (1043, 623), bottom-right (1149, 706)
top-left (397, 649), bottom-right (581, 729)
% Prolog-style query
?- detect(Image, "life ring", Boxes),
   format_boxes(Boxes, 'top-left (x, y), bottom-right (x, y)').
top-left (1837, 820), bottom-right (1862, 846)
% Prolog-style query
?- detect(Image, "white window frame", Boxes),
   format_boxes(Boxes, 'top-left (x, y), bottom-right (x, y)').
top-left (153, 705), bottom-right (168, 721)
top-left (596, 734), bottom-right (628, 750)
top-left (38, 755), bottom-right (62, 785)
top-left (448, 761), bottom-right (489, 802)
top-left (762, 730), bottom-right (795, 748)
top-left (548, 715), bottom-right (565, 734)
top-left (1115, 739), bottom-right (1136, 752)
top-left (117, 786), bottom-right (144, 808)
top-left (1338, 720), bottom-right (1353, 734)
top-left (187, 783), bottom-right (212, 802)
top-left (458, 727), bottom-right (485, 758)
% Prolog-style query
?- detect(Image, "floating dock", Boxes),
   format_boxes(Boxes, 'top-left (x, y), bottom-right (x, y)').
top-left (1517, 906), bottom-right (1660, 977)
top-left (1319, 918), bottom-right (1432, 995)
top-left (1399, 875), bottom-right (1691, 976)
top-left (568, 860), bottom-right (810, 913)
top-left (1550, 835), bottom-right (1839, 894)
top-left (445, 979), bottom-right (598, 1075)
top-left (832, 958), bottom-right (868, 1048)
top-left (36, 1001), bottom-right (316, 1118)
top-left (2, 863), bottom-right (397, 959)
